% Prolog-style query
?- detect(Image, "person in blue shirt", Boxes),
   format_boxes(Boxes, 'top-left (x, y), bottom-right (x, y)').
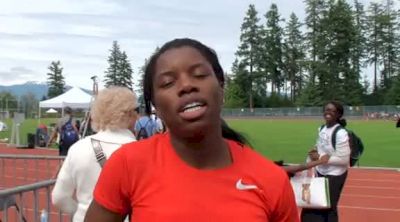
top-left (134, 110), bottom-right (157, 140)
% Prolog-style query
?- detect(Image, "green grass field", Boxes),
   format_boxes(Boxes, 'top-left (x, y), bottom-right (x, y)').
top-left (0, 118), bottom-right (58, 146)
top-left (227, 119), bottom-right (400, 168)
top-left (1, 118), bottom-right (399, 168)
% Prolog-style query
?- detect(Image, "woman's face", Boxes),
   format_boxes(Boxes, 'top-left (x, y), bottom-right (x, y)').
top-left (323, 103), bottom-right (340, 125)
top-left (152, 46), bottom-right (223, 138)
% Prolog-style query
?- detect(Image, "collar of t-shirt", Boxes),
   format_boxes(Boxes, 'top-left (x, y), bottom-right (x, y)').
top-left (91, 129), bottom-right (136, 145)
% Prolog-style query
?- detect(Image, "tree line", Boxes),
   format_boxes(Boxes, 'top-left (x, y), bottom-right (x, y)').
top-left (20, 0), bottom-right (400, 113)
top-left (225, 0), bottom-right (400, 108)
top-left (0, 41), bottom-right (135, 118)
top-left (46, 41), bottom-right (134, 99)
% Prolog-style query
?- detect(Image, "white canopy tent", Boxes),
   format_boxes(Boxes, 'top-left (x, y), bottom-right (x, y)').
top-left (39, 87), bottom-right (92, 118)
top-left (45, 108), bottom-right (58, 114)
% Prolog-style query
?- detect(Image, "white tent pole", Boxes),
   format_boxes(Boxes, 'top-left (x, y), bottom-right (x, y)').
top-left (38, 104), bottom-right (41, 124)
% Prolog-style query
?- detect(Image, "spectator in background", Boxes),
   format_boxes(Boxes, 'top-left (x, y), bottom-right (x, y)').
top-left (134, 110), bottom-right (157, 140)
top-left (75, 119), bottom-right (81, 133)
top-left (150, 109), bottom-right (166, 134)
top-left (52, 86), bottom-right (138, 222)
top-left (47, 106), bottom-right (79, 156)
top-left (220, 119), bottom-right (330, 177)
top-left (302, 101), bottom-right (350, 222)
top-left (36, 123), bottom-right (48, 147)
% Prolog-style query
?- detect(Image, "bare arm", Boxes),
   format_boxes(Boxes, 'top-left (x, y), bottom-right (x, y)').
top-left (73, 123), bottom-right (79, 134)
top-left (84, 200), bottom-right (126, 222)
top-left (282, 155), bottom-right (329, 174)
top-left (47, 128), bottom-right (58, 146)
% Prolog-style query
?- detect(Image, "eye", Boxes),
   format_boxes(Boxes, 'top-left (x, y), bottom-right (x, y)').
top-left (193, 72), bottom-right (210, 78)
top-left (156, 74), bottom-right (175, 89)
top-left (160, 80), bottom-right (174, 88)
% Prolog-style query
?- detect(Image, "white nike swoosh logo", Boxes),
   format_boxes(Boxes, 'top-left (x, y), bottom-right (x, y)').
top-left (236, 179), bottom-right (258, 190)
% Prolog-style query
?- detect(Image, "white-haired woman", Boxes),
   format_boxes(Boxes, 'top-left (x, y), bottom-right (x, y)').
top-left (52, 87), bottom-right (138, 222)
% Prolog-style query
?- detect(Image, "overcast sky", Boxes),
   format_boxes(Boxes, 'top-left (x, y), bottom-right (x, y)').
top-left (0, 0), bottom-right (381, 90)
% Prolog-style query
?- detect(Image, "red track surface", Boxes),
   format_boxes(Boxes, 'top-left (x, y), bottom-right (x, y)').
top-left (1, 144), bottom-right (399, 222)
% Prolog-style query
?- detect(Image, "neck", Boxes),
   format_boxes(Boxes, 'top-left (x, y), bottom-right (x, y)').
top-left (169, 128), bottom-right (231, 170)
top-left (326, 122), bottom-right (337, 128)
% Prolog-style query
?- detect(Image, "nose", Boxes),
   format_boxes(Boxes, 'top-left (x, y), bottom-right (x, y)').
top-left (177, 73), bottom-right (197, 97)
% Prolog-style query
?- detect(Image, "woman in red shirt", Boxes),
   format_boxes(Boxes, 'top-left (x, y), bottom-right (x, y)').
top-left (84, 38), bottom-right (299, 222)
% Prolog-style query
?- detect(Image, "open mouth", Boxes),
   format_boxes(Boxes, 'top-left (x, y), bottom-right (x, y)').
top-left (182, 102), bottom-right (204, 112)
top-left (324, 113), bottom-right (333, 120)
top-left (179, 101), bottom-right (207, 121)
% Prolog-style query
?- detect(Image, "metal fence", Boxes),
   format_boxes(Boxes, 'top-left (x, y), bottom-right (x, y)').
top-left (0, 154), bottom-right (70, 222)
top-left (0, 155), bottom-right (65, 189)
top-left (221, 105), bottom-right (400, 118)
top-left (0, 179), bottom-right (71, 222)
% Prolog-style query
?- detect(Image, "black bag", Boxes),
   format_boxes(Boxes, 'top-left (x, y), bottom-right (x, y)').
top-left (137, 120), bottom-right (150, 140)
top-left (331, 126), bottom-right (364, 167)
top-left (60, 118), bottom-right (79, 147)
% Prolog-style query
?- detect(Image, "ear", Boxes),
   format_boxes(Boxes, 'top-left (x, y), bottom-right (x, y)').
top-left (219, 84), bottom-right (224, 106)
top-left (156, 109), bottom-right (161, 117)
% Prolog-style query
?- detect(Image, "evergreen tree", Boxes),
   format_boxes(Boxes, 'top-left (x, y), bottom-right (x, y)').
top-left (353, 0), bottom-right (367, 84)
top-left (20, 92), bottom-right (38, 118)
top-left (325, 0), bottom-right (362, 104)
top-left (304, 0), bottom-right (329, 84)
top-left (225, 59), bottom-right (249, 108)
top-left (384, 75), bottom-right (400, 104)
top-left (235, 4), bottom-right (263, 109)
top-left (104, 41), bottom-right (134, 89)
top-left (262, 3), bottom-right (284, 94)
top-left (136, 59), bottom-right (147, 100)
top-left (283, 12), bottom-right (305, 102)
top-left (296, 82), bottom-right (324, 106)
top-left (301, 0), bottom-right (331, 106)
top-left (136, 47), bottom-right (160, 97)
top-left (47, 61), bottom-right (65, 98)
top-left (366, 2), bottom-right (385, 92)
top-left (104, 41), bottom-right (121, 87)
top-left (119, 51), bottom-right (133, 90)
top-left (0, 92), bottom-right (18, 111)
top-left (380, 0), bottom-right (400, 88)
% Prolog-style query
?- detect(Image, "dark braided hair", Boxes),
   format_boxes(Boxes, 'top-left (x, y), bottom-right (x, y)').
top-left (143, 38), bottom-right (250, 145)
top-left (325, 100), bottom-right (347, 127)
top-left (143, 38), bottom-right (224, 115)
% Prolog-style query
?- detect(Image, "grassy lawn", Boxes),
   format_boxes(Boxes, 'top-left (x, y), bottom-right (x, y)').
top-left (1, 118), bottom-right (399, 168)
top-left (227, 119), bottom-right (400, 168)
top-left (0, 118), bottom-right (57, 147)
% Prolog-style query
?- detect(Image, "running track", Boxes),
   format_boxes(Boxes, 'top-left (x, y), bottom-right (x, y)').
top-left (1, 144), bottom-right (399, 222)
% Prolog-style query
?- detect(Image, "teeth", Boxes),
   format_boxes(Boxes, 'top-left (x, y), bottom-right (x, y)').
top-left (183, 102), bottom-right (202, 110)
top-left (183, 106), bottom-right (202, 113)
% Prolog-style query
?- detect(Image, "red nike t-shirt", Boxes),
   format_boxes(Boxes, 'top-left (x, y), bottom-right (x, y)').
top-left (93, 133), bottom-right (299, 222)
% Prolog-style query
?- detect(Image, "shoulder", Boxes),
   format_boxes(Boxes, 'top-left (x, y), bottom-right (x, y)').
top-left (335, 126), bottom-right (348, 137)
top-left (228, 141), bottom-right (290, 205)
top-left (66, 136), bottom-right (91, 156)
top-left (111, 133), bottom-right (166, 165)
top-left (229, 141), bottom-right (288, 181)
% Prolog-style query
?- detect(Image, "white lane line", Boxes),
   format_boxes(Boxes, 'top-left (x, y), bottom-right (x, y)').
top-left (345, 185), bottom-right (400, 190)
top-left (351, 166), bottom-right (400, 171)
top-left (339, 205), bottom-right (400, 212)
top-left (342, 194), bottom-right (400, 199)
top-left (348, 178), bottom-right (400, 183)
